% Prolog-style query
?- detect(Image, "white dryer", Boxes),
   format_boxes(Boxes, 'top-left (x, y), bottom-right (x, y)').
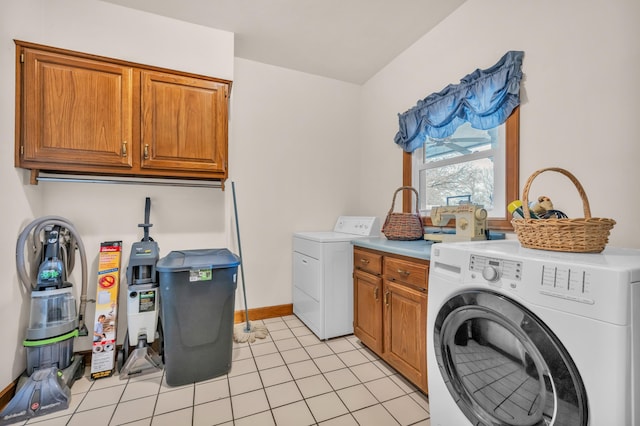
top-left (293, 216), bottom-right (379, 340)
top-left (427, 240), bottom-right (640, 426)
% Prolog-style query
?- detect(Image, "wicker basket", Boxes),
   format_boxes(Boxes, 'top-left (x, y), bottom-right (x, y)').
top-left (381, 186), bottom-right (424, 241)
top-left (511, 168), bottom-right (615, 253)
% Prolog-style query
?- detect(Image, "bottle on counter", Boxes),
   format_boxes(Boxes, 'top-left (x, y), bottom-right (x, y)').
top-left (508, 200), bottom-right (539, 219)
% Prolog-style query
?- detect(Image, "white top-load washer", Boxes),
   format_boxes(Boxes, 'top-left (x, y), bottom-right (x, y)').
top-left (293, 216), bottom-right (379, 340)
top-left (427, 240), bottom-right (640, 426)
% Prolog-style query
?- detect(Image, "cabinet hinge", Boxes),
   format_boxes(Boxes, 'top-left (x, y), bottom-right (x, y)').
top-left (20, 145), bottom-right (24, 155)
top-left (20, 53), bottom-right (24, 63)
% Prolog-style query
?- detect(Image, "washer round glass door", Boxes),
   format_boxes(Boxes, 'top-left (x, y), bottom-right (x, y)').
top-left (433, 290), bottom-right (588, 426)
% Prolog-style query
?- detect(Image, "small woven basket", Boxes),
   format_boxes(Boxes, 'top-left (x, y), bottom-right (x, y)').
top-left (511, 168), bottom-right (615, 253)
top-left (381, 186), bottom-right (424, 241)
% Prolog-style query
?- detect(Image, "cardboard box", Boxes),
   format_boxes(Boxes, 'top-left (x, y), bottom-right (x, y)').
top-left (90, 241), bottom-right (122, 380)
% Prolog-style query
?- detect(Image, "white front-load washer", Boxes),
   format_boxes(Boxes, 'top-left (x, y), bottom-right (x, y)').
top-left (427, 240), bottom-right (640, 426)
top-left (293, 216), bottom-right (379, 340)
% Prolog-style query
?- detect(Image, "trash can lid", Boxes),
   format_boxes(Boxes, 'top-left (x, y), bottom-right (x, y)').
top-left (156, 248), bottom-right (240, 272)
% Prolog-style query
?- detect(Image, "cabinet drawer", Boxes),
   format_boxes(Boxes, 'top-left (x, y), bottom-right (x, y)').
top-left (354, 249), bottom-right (382, 276)
top-left (384, 257), bottom-right (428, 290)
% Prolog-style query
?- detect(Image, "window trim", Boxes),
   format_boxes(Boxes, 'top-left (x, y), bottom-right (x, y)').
top-left (402, 106), bottom-right (519, 231)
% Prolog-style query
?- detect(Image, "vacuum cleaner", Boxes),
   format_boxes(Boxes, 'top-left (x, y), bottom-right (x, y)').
top-left (119, 197), bottom-right (163, 379)
top-left (1, 217), bottom-right (88, 425)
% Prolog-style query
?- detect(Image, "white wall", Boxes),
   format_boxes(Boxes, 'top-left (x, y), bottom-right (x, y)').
top-left (0, 0), bottom-right (234, 385)
top-left (360, 0), bottom-right (640, 250)
top-left (229, 58), bottom-right (361, 309)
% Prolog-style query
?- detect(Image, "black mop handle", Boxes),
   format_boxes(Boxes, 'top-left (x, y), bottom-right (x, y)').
top-left (232, 182), bottom-right (251, 331)
top-left (140, 197), bottom-right (153, 242)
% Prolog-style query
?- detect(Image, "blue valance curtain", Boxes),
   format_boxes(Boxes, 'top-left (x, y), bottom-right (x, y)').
top-left (394, 51), bottom-right (524, 153)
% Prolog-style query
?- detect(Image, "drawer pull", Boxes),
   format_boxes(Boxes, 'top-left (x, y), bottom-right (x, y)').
top-left (144, 144), bottom-right (150, 160)
top-left (121, 141), bottom-right (128, 157)
top-left (360, 258), bottom-right (370, 264)
top-left (397, 269), bottom-right (410, 276)
top-left (374, 287), bottom-right (379, 301)
top-left (384, 291), bottom-right (390, 306)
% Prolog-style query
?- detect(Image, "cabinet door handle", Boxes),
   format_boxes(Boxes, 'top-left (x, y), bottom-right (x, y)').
top-left (144, 144), bottom-right (150, 160)
top-left (397, 269), bottom-right (410, 276)
top-left (121, 141), bottom-right (127, 157)
top-left (384, 291), bottom-right (390, 307)
top-left (374, 287), bottom-right (379, 301)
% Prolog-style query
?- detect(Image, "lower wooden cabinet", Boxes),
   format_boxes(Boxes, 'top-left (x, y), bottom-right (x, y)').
top-left (353, 246), bottom-right (429, 393)
top-left (383, 279), bottom-right (428, 392)
top-left (353, 269), bottom-right (383, 353)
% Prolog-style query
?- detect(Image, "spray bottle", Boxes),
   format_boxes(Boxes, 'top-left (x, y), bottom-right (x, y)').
top-left (508, 200), bottom-right (539, 219)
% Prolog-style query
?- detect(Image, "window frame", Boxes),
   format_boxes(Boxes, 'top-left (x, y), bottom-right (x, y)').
top-left (402, 106), bottom-right (519, 231)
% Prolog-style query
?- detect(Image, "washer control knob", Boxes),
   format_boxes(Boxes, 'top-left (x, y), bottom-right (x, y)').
top-left (482, 266), bottom-right (500, 282)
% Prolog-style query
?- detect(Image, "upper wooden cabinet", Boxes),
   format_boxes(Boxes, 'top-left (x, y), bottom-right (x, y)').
top-left (140, 71), bottom-right (228, 174)
top-left (19, 46), bottom-right (134, 170)
top-left (15, 40), bottom-right (231, 184)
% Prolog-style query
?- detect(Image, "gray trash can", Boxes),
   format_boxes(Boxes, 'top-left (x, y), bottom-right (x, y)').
top-left (156, 248), bottom-right (240, 386)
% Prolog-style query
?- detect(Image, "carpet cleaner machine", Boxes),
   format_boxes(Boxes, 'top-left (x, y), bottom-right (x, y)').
top-left (1, 217), bottom-right (88, 424)
top-left (119, 197), bottom-right (164, 379)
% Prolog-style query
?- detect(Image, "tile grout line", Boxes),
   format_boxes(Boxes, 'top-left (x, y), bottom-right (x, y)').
top-left (63, 315), bottom-right (429, 425)
top-left (282, 315), bottom-right (429, 425)
top-left (283, 316), bottom-right (390, 424)
top-left (252, 317), bottom-right (318, 425)
top-left (254, 317), bottom-right (377, 424)
top-left (243, 326), bottom-right (279, 426)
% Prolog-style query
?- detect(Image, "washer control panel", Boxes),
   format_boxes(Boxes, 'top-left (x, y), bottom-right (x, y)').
top-left (469, 254), bottom-right (522, 281)
top-left (469, 254), bottom-right (595, 304)
top-left (539, 264), bottom-right (594, 304)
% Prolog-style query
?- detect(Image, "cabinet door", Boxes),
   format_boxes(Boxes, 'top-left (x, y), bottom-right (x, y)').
top-left (353, 270), bottom-right (383, 354)
top-left (20, 48), bottom-right (133, 169)
top-left (383, 279), bottom-right (428, 392)
top-left (140, 71), bottom-right (229, 174)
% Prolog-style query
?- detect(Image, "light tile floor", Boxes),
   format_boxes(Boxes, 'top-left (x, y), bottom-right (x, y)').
top-left (19, 315), bottom-right (430, 425)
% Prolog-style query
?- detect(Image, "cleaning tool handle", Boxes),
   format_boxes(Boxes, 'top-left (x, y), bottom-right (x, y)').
top-left (232, 182), bottom-right (251, 331)
top-left (140, 197), bottom-right (153, 241)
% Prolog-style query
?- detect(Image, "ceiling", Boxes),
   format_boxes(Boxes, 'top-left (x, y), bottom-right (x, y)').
top-left (99, 0), bottom-right (466, 84)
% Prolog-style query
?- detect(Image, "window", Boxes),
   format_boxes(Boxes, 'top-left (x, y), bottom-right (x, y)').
top-left (402, 107), bottom-right (519, 231)
top-left (413, 121), bottom-right (503, 212)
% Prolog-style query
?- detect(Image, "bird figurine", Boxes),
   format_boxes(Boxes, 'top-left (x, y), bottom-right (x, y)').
top-left (532, 195), bottom-right (569, 219)
top-left (532, 196), bottom-right (554, 216)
